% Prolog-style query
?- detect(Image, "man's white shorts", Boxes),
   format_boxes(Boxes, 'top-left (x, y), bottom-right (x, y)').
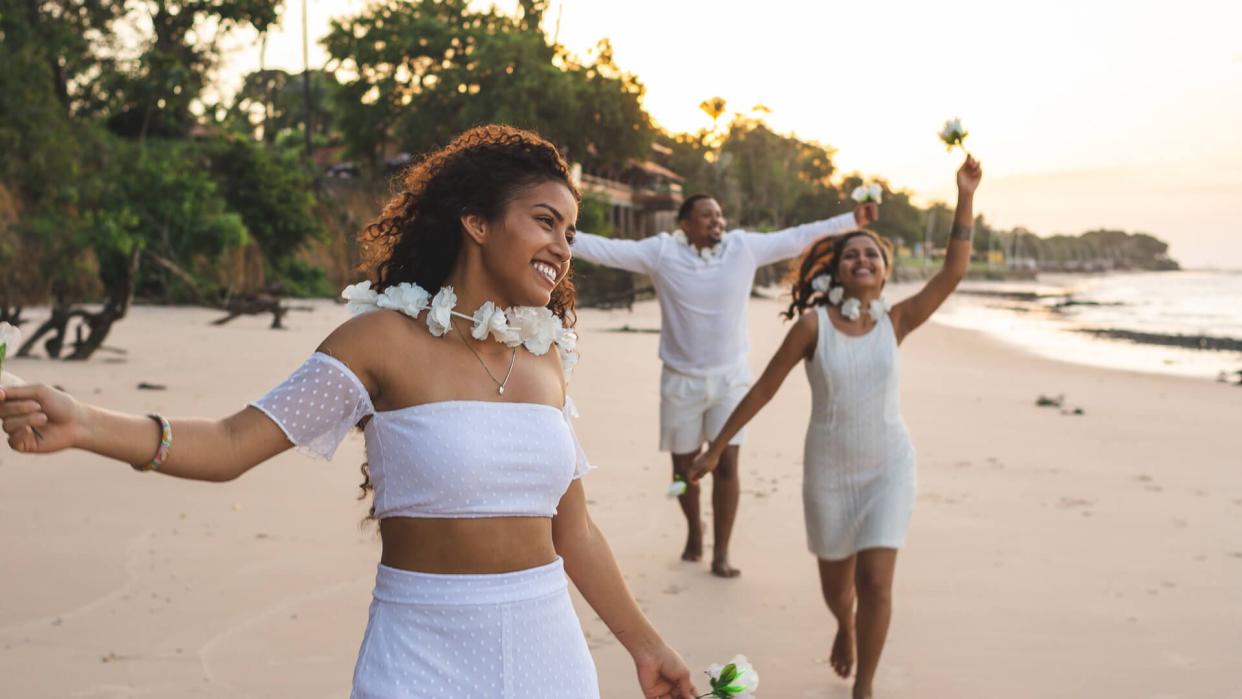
top-left (659, 363), bottom-right (752, 455)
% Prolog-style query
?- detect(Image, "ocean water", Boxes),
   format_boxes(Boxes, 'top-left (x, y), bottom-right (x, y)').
top-left (931, 270), bottom-right (1242, 381)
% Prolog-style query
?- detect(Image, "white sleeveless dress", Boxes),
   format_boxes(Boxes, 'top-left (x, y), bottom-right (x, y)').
top-left (802, 305), bottom-right (917, 560)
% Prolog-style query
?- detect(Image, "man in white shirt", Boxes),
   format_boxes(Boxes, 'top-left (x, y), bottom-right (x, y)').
top-left (573, 195), bottom-right (879, 577)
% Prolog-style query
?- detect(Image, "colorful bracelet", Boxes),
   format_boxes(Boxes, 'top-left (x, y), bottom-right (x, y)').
top-left (132, 414), bottom-right (172, 472)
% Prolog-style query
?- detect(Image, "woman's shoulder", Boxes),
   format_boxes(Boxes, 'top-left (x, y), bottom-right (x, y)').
top-left (316, 309), bottom-right (430, 395)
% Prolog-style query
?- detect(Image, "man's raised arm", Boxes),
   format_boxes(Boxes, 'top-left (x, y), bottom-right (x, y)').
top-left (572, 232), bottom-right (665, 275)
top-left (742, 203), bottom-right (877, 266)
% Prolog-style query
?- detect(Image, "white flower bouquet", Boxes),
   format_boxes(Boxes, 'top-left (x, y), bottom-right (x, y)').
top-left (939, 117), bottom-right (969, 153)
top-left (698, 655), bottom-right (759, 698)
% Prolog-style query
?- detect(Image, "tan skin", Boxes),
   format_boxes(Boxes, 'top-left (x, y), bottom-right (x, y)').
top-left (0, 181), bottom-right (699, 699)
top-left (674, 196), bottom-right (880, 578)
top-left (689, 157), bottom-right (982, 698)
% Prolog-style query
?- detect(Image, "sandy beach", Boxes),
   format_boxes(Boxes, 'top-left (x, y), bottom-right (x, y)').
top-left (1, 290), bottom-right (1238, 698)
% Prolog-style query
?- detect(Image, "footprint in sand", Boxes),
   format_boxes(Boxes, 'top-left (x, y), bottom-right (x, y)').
top-left (1057, 497), bottom-right (1094, 509)
top-left (954, 460), bottom-right (972, 468)
top-left (1134, 474), bottom-right (1153, 483)
top-left (662, 584), bottom-right (687, 595)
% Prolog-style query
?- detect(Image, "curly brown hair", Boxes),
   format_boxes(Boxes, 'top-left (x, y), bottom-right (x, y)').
top-left (783, 230), bottom-right (895, 320)
top-left (357, 124), bottom-right (581, 324)
top-left (353, 125), bottom-right (581, 521)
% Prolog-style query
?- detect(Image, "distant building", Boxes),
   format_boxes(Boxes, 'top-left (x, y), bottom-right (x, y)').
top-left (577, 159), bottom-right (684, 239)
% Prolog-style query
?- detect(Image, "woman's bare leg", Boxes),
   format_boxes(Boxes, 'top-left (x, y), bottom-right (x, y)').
top-left (817, 555), bottom-right (857, 678)
top-left (853, 548), bottom-right (898, 699)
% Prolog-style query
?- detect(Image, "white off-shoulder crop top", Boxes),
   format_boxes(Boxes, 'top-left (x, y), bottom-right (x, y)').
top-left (249, 352), bottom-right (593, 519)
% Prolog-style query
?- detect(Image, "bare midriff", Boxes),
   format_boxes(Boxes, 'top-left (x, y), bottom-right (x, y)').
top-left (378, 516), bottom-right (557, 574)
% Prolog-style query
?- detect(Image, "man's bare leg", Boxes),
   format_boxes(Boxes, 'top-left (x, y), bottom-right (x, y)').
top-left (671, 451), bottom-right (703, 561)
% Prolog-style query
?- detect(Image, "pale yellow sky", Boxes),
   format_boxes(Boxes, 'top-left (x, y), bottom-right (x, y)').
top-left (218, 0), bottom-right (1242, 268)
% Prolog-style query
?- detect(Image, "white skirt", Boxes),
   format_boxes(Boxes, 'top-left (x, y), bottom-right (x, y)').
top-left (351, 557), bottom-right (599, 699)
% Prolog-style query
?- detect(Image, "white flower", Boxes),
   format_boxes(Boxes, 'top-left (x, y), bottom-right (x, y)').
top-left (471, 301), bottom-right (519, 344)
top-left (939, 117), bottom-right (969, 150)
top-left (425, 286), bottom-right (457, 337)
top-left (706, 654), bottom-right (759, 698)
top-left (554, 326), bottom-right (578, 354)
top-left (841, 297), bottom-right (862, 321)
top-left (376, 282), bottom-right (431, 317)
top-left (868, 297), bottom-right (890, 321)
top-left (667, 479), bottom-right (688, 498)
top-left (341, 281), bottom-right (380, 315)
top-left (673, 228), bottom-right (723, 262)
top-left (559, 346), bottom-right (580, 382)
top-left (0, 322), bottom-right (20, 350)
top-left (850, 183), bottom-right (883, 204)
top-left (811, 274), bottom-right (833, 293)
top-left (0, 322), bottom-right (20, 374)
top-left (828, 286), bottom-right (845, 305)
top-left (506, 306), bottom-right (559, 355)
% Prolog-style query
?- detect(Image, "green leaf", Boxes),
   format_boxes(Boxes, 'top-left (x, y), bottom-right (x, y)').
top-left (0, 343), bottom-right (6, 374)
top-left (718, 663), bottom-right (738, 685)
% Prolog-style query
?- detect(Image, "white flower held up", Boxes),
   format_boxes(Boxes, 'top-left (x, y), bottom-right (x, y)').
top-left (0, 322), bottom-right (21, 375)
top-left (700, 654), bottom-right (759, 698)
top-left (851, 183), bottom-right (883, 204)
top-left (426, 287), bottom-right (458, 337)
top-left (939, 117), bottom-right (969, 153)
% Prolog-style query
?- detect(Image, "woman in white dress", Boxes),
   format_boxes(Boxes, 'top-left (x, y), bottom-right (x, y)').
top-left (692, 156), bottom-right (983, 698)
top-left (0, 125), bottom-right (698, 699)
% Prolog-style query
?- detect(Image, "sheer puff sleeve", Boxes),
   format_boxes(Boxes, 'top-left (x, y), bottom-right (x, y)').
top-left (249, 352), bottom-right (375, 460)
top-left (562, 396), bottom-right (595, 479)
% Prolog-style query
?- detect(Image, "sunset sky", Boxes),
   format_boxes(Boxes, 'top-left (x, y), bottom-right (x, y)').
top-left (218, 0), bottom-right (1242, 268)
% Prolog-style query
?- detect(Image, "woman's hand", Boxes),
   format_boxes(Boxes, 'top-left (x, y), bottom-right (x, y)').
top-left (853, 201), bottom-right (880, 228)
top-left (0, 384), bottom-right (87, 454)
top-left (634, 643), bottom-right (699, 699)
top-left (688, 448), bottom-right (721, 483)
top-left (957, 155), bottom-right (983, 195)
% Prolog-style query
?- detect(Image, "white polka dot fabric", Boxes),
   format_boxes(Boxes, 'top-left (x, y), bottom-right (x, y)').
top-left (351, 558), bottom-right (599, 699)
top-left (251, 352), bottom-right (595, 518)
top-left (250, 353), bottom-right (374, 460)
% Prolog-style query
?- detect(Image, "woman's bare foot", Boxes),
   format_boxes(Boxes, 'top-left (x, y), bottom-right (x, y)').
top-left (851, 682), bottom-right (873, 699)
top-left (681, 522), bottom-right (703, 562)
top-left (830, 625), bottom-right (854, 678)
top-left (710, 558), bottom-right (741, 578)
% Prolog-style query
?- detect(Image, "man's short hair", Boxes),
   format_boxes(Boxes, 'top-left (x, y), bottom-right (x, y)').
top-left (677, 193), bottom-right (714, 222)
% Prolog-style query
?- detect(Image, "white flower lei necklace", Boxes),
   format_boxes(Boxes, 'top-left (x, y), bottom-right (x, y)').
top-left (810, 274), bottom-right (889, 322)
top-left (341, 281), bottom-right (579, 383)
top-left (671, 229), bottom-right (725, 262)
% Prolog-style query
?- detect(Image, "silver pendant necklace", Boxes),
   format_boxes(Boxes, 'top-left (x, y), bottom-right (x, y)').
top-left (452, 320), bottom-right (517, 395)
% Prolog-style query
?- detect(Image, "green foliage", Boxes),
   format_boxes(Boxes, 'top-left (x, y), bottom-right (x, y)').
top-left (324, 1), bottom-right (653, 170)
top-left (205, 136), bottom-right (324, 268)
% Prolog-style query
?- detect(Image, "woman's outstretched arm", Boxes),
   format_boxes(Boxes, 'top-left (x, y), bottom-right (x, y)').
top-left (552, 481), bottom-right (699, 699)
top-left (0, 311), bottom-right (390, 481)
top-left (890, 156), bottom-right (983, 343)
top-left (688, 308), bottom-right (819, 481)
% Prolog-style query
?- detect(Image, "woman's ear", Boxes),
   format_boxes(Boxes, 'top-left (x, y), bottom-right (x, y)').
top-left (461, 213), bottom-right (488, 245)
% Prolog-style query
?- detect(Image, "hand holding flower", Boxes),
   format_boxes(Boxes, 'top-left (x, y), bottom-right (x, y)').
top-left (633, 643), bottom-right (699, 699)
top-left (852, 201), bottom-right (879, 228)
top-left (956, 155), bottom-right (983, 195)
top-left (697, 655), bottom-right (760, 698)
top-left (0, 383), bottom-right (85, 454)
top-left (688, 447), bottom-right (721, 483)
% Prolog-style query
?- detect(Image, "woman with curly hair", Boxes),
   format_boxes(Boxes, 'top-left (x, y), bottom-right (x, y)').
top-left (0, 125), bottom-right (698, 699)
top-left (690, 157), bottom-right (983, 698)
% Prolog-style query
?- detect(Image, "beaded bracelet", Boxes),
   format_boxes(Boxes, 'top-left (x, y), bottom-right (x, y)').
top-left (132, 414), bottom-right (172, 472)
